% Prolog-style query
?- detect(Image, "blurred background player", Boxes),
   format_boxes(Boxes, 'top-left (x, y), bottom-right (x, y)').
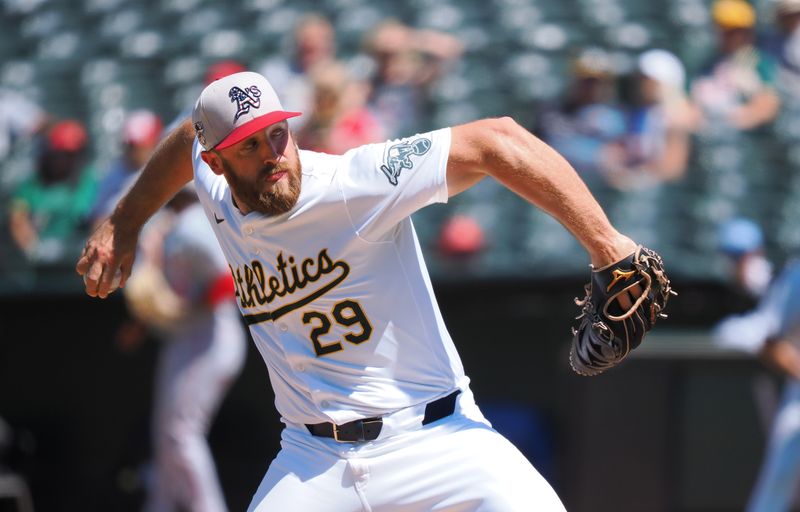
top-left (123, 186), bottom-right (246, 512)
top-left (713, 217), bottom-right (800, 511)
top-left (8, 120), bottom-right (97, 264)
top-left (110, 59), bottom-right (249, 511)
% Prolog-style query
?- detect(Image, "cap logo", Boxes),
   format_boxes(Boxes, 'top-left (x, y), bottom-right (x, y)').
top-left (193, 121), bottom-right (207, 147)
top-left (229, 85), bottom-right (262, 121)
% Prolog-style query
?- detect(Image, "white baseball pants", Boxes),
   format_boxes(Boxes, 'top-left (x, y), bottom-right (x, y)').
top-left (248, 393), bottom-right (566, 511)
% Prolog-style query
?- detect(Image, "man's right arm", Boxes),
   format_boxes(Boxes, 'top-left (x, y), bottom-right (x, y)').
top-left (76, 118), bottom-right (195, 298)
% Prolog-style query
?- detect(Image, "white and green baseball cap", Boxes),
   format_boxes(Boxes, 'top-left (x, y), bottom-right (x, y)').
top-left (191, 71), bottom-right (301, 150)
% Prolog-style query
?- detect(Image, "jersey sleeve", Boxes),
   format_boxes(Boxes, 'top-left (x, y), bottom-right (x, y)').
top-left (335, 128), bottom-right (451, 242)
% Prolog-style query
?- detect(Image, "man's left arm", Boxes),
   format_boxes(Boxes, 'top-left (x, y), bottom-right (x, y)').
top-left (447, 117), bottom-right (675, 376)
top-left (446, 117), bottom-right (635, 268)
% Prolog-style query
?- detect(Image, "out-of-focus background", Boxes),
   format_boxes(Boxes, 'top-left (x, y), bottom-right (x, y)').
top-left (1, 0), bottom-right (800, 510)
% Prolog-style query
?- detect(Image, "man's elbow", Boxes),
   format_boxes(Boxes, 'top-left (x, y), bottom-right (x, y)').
top-left (450, 116), bottom-right (531, 177)
top-left (478, 116), bottom-right (536, 162)
top-left (477, 116), bottom-right (523, 140)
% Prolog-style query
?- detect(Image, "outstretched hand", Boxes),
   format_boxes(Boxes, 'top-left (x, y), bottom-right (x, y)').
top-left (75, 217), bottom-right (139, 298)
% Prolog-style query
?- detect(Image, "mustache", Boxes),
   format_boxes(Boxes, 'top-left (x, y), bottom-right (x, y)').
top-left (260, 162), bottom-right (281, 177)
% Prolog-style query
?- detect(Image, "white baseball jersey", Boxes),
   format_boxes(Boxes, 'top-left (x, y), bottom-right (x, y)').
top-left (192, 128), bottom-right (470, 426)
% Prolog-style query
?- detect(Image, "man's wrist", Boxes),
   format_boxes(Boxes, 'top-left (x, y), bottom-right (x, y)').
top-left (109, 202), bottom-right (145, 237)
top-left (588, 233), bottom-right (637, 269)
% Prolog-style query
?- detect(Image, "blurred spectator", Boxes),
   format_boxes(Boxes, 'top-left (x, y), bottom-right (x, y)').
top-left (718, 217), bottom-right (774, 298)
top-left (0, 87), bottom-right (48, 162)
top-left (362, 20), bottom-right (463, 138)
top-left (603, 49), bottom-right (694, 190)
top-left (8, 120), bottom-right (97, 264)
top-left (89, 110), bottom-right (163, 225)
top-left (534, 48), bottom-right (627, 184)
top-left (713, 218), bottom-right (800, 512)
top-left (691, 0), bottom-right (781, 131)
top-left (774, 0), bottom-right (800, 96)
top-left (257, 13), bottom-right (336, 128)
top-left (295, 62), bottom-right (385, 154)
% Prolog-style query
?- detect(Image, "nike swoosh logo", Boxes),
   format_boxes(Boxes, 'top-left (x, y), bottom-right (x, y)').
top-left (214, 213), bottom-right (225, 224)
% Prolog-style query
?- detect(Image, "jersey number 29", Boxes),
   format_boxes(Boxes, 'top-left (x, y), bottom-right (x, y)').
top-left (302, 300), bottom-right (373, 357)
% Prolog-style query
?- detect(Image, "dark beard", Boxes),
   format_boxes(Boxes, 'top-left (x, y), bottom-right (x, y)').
top-left (220, 149), bottom-right (302, 216)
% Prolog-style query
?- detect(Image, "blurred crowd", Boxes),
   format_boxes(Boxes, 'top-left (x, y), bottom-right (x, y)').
top-left (533, 0), bottom-right (798, 195)
top-left (2, 0), bottom-right (800, 287)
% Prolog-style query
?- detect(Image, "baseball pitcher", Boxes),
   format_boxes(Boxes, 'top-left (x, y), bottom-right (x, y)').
top-left (77, 71), bottom-right (671, 511)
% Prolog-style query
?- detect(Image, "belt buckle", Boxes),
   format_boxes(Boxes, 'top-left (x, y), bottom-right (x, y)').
top-left (332, 423), bottom-right (356, 443)
top-left (332, 419), bottom-right (382, 443)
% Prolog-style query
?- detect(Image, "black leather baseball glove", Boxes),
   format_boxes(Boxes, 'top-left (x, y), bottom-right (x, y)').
top-left (570, 245), bottom-right (675, 376)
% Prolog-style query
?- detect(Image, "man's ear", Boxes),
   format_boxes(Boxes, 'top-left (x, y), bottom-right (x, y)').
top-left (200, 151), bottom-right (224, 176)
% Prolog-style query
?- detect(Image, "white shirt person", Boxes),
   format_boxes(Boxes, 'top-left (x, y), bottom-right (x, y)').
top-left (78, 71), bottom-right (639, 511)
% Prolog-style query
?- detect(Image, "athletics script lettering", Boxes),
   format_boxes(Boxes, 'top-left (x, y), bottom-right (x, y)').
top-left (230, 249), bottom-right (350, 325)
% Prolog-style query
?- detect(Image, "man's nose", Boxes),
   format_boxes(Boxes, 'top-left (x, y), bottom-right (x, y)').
top-left (261, 139), bottom-right (282, 164)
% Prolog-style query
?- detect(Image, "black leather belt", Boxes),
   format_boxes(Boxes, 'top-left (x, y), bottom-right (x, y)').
top-left (306, 390), bottom-right (461, 443)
